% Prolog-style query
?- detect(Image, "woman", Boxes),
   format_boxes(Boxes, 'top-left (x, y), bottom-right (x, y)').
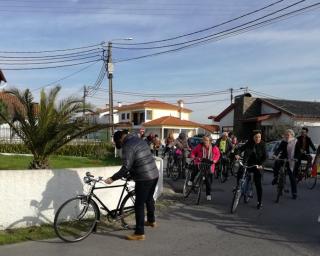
top-left (189, 135), bottom-right (220, 201)
top-left (272, 129), bottom-right (299, 199)
top-left (174, 133), bottom-right (191, 173)
top-left (235, 130), bottom-right (266, 209)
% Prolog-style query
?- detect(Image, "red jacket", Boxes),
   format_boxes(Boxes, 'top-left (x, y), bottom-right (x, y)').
top-left (190, 143), bottom-right (220, 173)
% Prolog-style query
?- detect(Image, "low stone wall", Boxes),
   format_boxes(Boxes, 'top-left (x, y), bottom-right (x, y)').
top-left (0, 158), bottom-right (163, 230)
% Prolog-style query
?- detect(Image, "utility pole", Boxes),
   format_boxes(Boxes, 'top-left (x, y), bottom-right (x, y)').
top-left (229, 88), bottom-right (234, 104)
top-left (107, 42), bottom-right (114, 142)
top-left (83, 85), bottom-right (88, 116)
top-left (240, 86), bottom-right (249, 93)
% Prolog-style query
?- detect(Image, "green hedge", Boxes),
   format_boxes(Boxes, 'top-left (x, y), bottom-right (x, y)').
top-left (0, 143), bottom-right (115, 159)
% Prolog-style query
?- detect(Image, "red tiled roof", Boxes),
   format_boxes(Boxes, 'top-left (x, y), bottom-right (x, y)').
top-left (143, 116), bottom-right (199, 127)
top-left (117, 100), bottom-right (192, 113)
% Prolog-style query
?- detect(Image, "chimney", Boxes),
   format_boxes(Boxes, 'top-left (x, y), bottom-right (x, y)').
top-left (177, 100), bottom-right (184, 120)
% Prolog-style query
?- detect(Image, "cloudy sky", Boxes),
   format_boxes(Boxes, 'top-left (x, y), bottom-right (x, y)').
top-left (0, 0), bottom-right (320, 122)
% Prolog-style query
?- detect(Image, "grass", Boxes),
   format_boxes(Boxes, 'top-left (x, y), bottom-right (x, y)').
top-left (0, 155), bottom-right (122, 170)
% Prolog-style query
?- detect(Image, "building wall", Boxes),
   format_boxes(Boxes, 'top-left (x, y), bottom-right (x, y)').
top-left (150, 109), bottom-right (189, 121)
top-left (219, 109), bottom-right (234, 133)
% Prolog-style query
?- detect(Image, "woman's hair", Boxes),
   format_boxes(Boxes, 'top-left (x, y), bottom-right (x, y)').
top-left (285, 129), bottom-right (295, 137)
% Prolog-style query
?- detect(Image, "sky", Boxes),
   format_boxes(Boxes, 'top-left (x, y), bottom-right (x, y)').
top-left (0, 0), bottom-right (320, 123)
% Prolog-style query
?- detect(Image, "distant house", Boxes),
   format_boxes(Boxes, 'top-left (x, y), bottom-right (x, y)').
top-left (212, 93), bottom-right (320, 143)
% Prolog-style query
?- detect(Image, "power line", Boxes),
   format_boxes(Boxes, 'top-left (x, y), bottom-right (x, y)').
top-left (113, 0), bottom-right (286, 46)
top-left (114, 1), bottom-right (320, 63)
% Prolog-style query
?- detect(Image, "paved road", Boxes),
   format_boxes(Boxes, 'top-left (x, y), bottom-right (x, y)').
top-left (1, 172), bottom-right (320, 256)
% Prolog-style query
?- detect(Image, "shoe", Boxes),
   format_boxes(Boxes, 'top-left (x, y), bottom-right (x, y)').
top-left (271, 178), bottom-right (278, 185)
top-left (292, 194), bottom-right (297, 200)
top-left (187, 181), bottom-right (193, 186)
top-left (126, 234), bottom-right (145, 241)
top-left (257, 202), bottom-right (262, 209)
top-left (206, 195), bottom-right (212, 201)
top-left (144, 221), bottom-right (157, 228)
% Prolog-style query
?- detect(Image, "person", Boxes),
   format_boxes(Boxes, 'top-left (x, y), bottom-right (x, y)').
top-left (189, 135), bottom-right (220, 200)
top-left (235, 130), bottom-right (266, 209)
top-left (152, 134), bottom-right (161, 157)
top-left (215, 132), bottom-right (233, 178)
top-left (162, 132), bottom-right (175, 157)
top-left (295, 127), bottom-right (316, 178)
top-left (146, 133), bottom-right (155, 154)
top-left (272, 129), bottom-right (299, 199)
top-left (105, 130), bottom-right (159, 241)
top-left (174, 132), bottom-right (190, 172)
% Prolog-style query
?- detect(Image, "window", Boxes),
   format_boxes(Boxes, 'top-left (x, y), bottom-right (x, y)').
top-left (127, 113), bottom-right (130, 119)
top-left (146, 110), bottom-right (153, 120)
top-left (121, 113), bottom-right (126, 120)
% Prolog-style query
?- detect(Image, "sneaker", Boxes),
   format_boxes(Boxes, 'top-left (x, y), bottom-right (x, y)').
top-left (206, 195), bottom-right (212, 201)
top-left (144, 221), bottom-right (157, 228)
top-left (257, 202), bottom-right (262, 210)
top-left (126, 234), bottom-right (145, 241)
top-left (187, 181), bottom-right (193, 186)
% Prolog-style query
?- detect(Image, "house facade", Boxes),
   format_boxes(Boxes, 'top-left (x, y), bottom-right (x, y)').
top-left (213, 94), bottom-right (320, 143)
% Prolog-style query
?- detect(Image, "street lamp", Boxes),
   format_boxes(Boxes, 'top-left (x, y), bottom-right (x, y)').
top-left (105, 38), bottom-right (133, 141)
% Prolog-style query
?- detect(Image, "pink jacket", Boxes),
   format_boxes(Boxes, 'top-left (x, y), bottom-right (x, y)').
top-left (190, 143), bottom-right (221, 173)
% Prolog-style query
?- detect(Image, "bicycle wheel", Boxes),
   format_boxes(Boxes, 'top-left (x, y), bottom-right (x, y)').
top-left (54, 196), bottom-right (99, 242)
top-left (243, 180), bottom-right (252, 204)
top-left (171, 161), bottom-right (180, 181)
top-left (231, 186), bottom-right (242, 213)
top-left (120, 191), bottom-right (136, 229)
top-left (196, 175), bottom-right (204, 205)
top-left (275, 176), bottom-right (284, 203)
top-left (220, 163), bottom-right (228, 183)
top-left (305, 168), bottom-right (317, 190)
top-left (183, 169), bottom-right (193, 198)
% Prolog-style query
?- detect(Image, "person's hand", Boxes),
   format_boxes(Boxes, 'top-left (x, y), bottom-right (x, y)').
top-left (235, 155), bottom-right (240, 160)
top-left (257, 165), bottom-right (263, 170)
top-left (104, 177), bottom-right (113, 184)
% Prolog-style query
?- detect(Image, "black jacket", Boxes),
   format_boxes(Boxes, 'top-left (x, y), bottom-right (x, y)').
top-left (296, 135), bottom-right (316, 154)
top-left (215, 138), bottom-right (233, 155)
top-left (274, 140), bottom-right (300, 160)
top-left (111, 134), bottom-right (159, 182)
top-left (236, 141), bottom-right (267, 166)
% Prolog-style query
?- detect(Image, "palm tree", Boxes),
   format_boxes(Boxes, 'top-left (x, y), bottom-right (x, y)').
top-left (0, 86), bottom-right (109, 169)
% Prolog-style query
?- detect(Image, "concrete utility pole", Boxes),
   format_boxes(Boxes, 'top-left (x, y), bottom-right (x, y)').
top-left (230, 88), bottom-right (234, 104)
top-left (107, 42), bottom-right (114, 141)
top-left (83, 85), bottom-right (88, 116)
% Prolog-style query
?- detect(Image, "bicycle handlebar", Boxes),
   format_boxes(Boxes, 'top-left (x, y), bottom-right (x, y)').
top-left (236, 159), bottom-right (260, 169)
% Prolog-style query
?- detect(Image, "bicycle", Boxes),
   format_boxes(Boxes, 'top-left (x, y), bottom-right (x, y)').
top-left (215, 154), bottom-right (229, 183)
top-left (296, 154), bottom-right (317, 190)
top-left (230, 160), bottom-right (256, 214)
top-left (54, 172), bottom-right (135, 242)
top-left (274, 158), bottom-right (292, 203)
top-left (183, 158), bottom-right (213, 205)
top-left (167, 148), bottom-right (183, 181)
top-left (165, 147), bottom-right (175, 178)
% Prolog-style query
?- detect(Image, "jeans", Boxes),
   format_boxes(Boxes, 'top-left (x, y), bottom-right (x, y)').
top-left (134, 178), bottom-right (158, 235)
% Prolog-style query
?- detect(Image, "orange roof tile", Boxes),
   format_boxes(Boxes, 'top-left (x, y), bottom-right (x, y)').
top-left (143, 116), bottom-right (200, 127)
top-left (117, 100), bottom-right (192, 113)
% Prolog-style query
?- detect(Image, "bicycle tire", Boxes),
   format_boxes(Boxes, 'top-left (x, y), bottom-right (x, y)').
top-left (220, 163), bottom-right (228, 183)
top-left (171, 161), bottom-right (180, 181)
top-left (183, 169), bottom-right (193, 198)
top-left (54, 196), bottom-right (99, 243)
top-left (231, 187), bottom-right (242, 213)
top-left (275, 177), bottom-right (284, 203)
top-left (120, 191), bottom-right (136, 229)
top-left (196, 175), bottom-right (204, 205)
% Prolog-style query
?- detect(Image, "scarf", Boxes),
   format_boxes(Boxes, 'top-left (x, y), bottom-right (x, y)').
top-left (287, 138), bottom-right (297, 171)
top-left (202, 144), bottom-right (213, 159)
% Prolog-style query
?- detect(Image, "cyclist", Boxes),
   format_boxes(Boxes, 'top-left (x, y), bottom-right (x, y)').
top-left (295, 127), bottom-right (316, 179)
top-left (105, 130), bottom-right (159, 241)
top-left (272, 129), bottom-right (299, 200)
top-left (162, 132), bottom-right (175, 158)
top-left (188, 135), bottom-right (220, 200)
top-left (174, 132), bottom-right (190, 173)
top-left (215, 132), bottom-right (233, 179)
top-left (235, 130), bottom-right (266, 209)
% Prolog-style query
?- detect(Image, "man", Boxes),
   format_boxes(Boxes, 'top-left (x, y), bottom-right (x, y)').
top-left (105, 130), bottom-right (159, 241)
top-left (215, 132), bottom-right (233, 178)
top-left (295, 127), bottom-right (316, 178)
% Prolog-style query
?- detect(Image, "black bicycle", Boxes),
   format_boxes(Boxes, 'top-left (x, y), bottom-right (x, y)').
top-left (215, 154), bottom-right (229, 183)
top-left (274, 158), bottom-right (291, 203)
top-left (230, 160), bottom-right (255, 213)
top-left (183, 158), bottom-right (213, 205)
top-left (296, 154), bottom-right (317, 190)
top-left (54, 172), bottom-right (135, 242)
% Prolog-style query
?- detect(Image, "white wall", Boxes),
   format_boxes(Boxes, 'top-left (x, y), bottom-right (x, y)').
top-left (0, 159), bottom-right (163, 230)
top-left (219, 109), bottom-right (234, 131)
top-left (150, 109), bottom-right (190, 121)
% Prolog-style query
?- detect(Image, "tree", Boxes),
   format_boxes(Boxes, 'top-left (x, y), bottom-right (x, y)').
top-left (0, 86), bottom-right (109, 169)
top-left (0, 99), bottom-right (8, 124)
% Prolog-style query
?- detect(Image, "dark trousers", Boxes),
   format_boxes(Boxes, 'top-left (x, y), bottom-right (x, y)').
top-left (237, 167), bottom-right (263, 203)
top-left (273, 160), bottom-right (297, 195)
top-left (134, 178), bottom-right (158, 235)
top-left (190, 167), bottom-right (212, 196)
